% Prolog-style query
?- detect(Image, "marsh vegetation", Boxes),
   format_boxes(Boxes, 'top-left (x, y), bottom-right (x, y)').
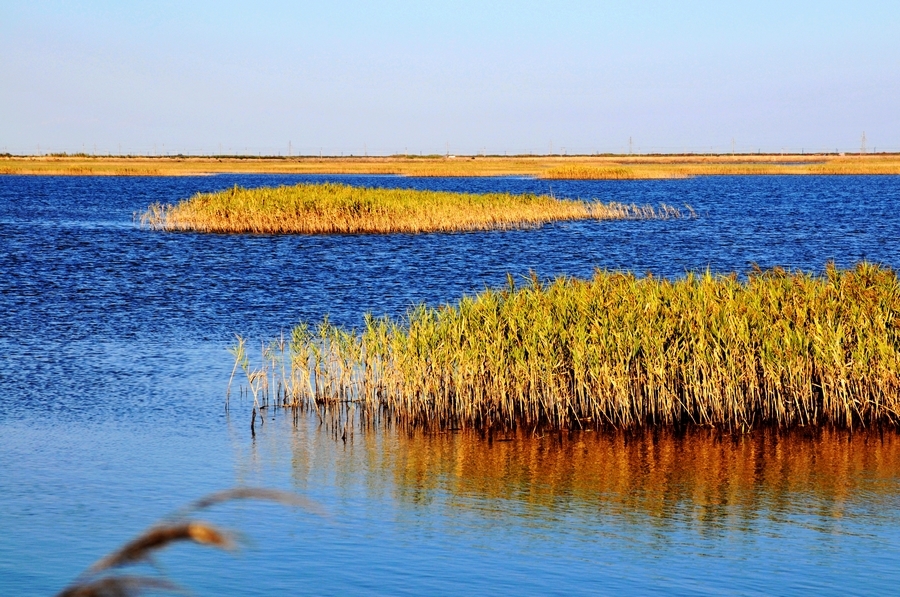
top-left (4, 153), bottom-right (900, 177)
top-left (141, 182), bottom-right (684, 234)
top-left (235, 263), bottom-right (900, 431)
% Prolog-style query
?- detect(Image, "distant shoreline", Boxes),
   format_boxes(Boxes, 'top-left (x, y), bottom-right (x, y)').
top-left (2, 153), bottom-right (900, 178)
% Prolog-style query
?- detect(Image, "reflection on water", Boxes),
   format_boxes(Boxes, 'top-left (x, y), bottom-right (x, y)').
top-left (280, 417), bottom-right (900, 534)
top-left (223, 412), bottom-right (900, 593)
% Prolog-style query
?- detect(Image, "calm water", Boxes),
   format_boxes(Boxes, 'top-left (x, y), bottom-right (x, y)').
top-left (2, 174), bottom-right (900, 595)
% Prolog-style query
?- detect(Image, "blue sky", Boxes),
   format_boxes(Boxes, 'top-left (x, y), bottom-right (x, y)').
top-left (1, 1), bottom-right (898, 155)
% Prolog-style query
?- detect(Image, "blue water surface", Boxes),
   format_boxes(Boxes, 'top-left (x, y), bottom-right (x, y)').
top-left (1, 174), bottom-right (899, 595)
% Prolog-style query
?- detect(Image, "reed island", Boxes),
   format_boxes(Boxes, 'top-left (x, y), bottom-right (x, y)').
top-left (237, 263), bottom-right (900, 431)
top-left (141, 182), bottom-right (683, 234)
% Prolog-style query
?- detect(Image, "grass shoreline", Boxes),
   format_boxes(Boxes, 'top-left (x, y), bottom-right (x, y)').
top-left (4, 153), bottom-right (900, 178)
top-left (141, 182), bottom-right (684, 234)
top-left (235, 263), bottom-right (900, 431)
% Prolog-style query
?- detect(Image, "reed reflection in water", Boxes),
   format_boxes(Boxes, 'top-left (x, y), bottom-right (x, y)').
top-left (275, 416), bottom-right (900, 535)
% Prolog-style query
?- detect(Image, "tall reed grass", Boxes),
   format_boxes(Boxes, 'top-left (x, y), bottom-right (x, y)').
top-left (141, 182), bottom-right (683, 234)
top-left (237, 263), bottom-right (900, 430)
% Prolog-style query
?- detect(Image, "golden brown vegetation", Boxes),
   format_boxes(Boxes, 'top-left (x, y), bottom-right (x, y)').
top-left (141, 182), bottom-right (683, 234)
top-left (3, 153), bottom-right (900, 178)
top-left (237, 263), bottom-right (900, 431)
top-left (541, 164), bottom-right (647, 179)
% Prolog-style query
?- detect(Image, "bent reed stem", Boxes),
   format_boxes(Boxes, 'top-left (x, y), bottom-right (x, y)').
top-left (237, 263), bottom-right (900, 431)
top-left (141, 182), bottom-right (684, 234)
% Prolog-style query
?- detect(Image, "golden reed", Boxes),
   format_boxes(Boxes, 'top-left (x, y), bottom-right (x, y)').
top-left (239, 263), bottom-right (900, 430)
top-left (141, 182), bottom-right (683, 234)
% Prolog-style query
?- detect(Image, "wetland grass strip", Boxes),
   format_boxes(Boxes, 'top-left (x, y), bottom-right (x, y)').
top-left (8, 154), bottom-right (900, 177)
top-left (239, 264), bottom-right (900, 430)
top-left (541, 165), bottom-right (647, 179)
top-left (141, 182), bottom-right (682, 234)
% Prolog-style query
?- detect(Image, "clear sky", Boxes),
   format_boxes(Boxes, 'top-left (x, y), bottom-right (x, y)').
top-left (2, 1), bottom-right (898, 155)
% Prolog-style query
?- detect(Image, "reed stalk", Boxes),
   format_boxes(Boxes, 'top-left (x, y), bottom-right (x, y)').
top-left (238, 263), bottom-right (900, 431)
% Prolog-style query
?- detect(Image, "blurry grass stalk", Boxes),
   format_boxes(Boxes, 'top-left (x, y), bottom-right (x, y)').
top-left (237, 263), bottom-right (900, 431)
top-left (57, 488), bottom-right (322, 597)
top-left (141, 182), bottom-right (685, 234)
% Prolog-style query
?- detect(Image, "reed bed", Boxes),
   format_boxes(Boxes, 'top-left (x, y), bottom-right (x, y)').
top-left (540, 164), bottom-right (647, 180)
top-left (141, 182), bottom-right (682, 234)
top-left (5, 154), bottom-right (900, 177)
top-left (237, 263), bottom-right (900, 430)
top-left (810, 159), bottom-right (900, 175)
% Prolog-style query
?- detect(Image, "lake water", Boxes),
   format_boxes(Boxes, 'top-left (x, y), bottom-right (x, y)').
top-left (2, 174), bottom-right (900, 595)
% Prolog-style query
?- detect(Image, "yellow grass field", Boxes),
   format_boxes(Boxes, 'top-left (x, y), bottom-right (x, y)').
top-left (3, 153), bottom-right (900, 178)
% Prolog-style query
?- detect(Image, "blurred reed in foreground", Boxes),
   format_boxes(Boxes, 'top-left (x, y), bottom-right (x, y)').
top-left (236, 263), bottom-right (900, 431)
top-left (56, 488), bottom-right (320, 597)
top-left (141, 182), bottom-right (684, 234)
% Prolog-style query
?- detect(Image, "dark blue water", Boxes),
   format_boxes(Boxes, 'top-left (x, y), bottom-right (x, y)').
top-left (2, 174), bottom-right (899, 595)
